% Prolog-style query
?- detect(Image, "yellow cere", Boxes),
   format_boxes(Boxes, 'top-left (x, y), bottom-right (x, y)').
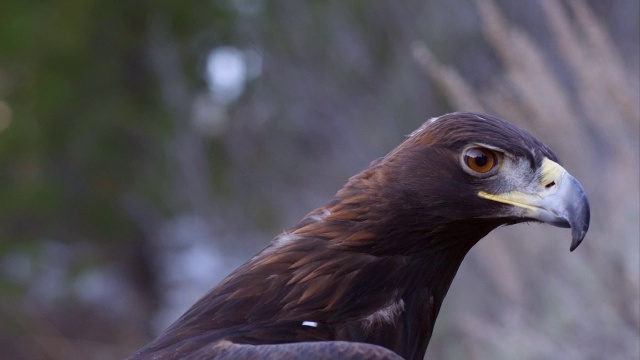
top-left (477, 157), bottom-right (567, 210)
top-left (539, 158), bottom-right (567, 191)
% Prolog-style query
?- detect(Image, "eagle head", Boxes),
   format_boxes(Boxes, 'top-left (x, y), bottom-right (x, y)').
top-left (127, 112), bottom-right (591, 360)
top-left (364, 112), bottom-right (590, 253)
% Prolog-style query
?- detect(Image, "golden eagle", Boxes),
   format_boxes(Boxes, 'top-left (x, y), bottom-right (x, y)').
top-left (128, 112), bottom-right (590, 360)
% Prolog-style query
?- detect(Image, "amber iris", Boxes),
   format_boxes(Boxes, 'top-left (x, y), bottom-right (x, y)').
top-left (464, 147), bottom-right (498, 173)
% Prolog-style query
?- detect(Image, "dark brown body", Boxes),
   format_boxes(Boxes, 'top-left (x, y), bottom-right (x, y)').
top-left (128, 112), bottom-right (588, 359)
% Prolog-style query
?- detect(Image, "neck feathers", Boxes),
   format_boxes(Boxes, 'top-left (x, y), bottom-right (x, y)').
top-left (144, 161), bottom-right (498, 360)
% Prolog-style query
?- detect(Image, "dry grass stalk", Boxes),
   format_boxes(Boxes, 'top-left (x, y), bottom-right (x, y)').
top-left (411, 44), bottom-right (485, 112)
top-left (569, 0), bottom-right (640, 129)
top-left (542, 0), bottom-right (638, 157)
top-left (474, 0), bottom-right (582, 152)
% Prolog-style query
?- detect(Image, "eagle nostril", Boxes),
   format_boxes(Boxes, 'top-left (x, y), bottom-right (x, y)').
top-left (545, 181), bottom-right (556, 189)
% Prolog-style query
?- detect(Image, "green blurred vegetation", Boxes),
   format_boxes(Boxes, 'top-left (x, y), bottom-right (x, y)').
top-left (0, 2), bottom-right (226, 357)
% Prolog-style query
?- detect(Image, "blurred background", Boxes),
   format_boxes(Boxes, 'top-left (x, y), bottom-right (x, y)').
top-left (0, 0), bottom-right (638, 359)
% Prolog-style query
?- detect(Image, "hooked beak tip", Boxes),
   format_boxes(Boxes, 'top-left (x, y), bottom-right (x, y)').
top-left (567, 176), bottom-right (590, 252)
top-left (568, 206), bottom-right (590, 252)
top-left (570, 234), bottom-right (583, 252)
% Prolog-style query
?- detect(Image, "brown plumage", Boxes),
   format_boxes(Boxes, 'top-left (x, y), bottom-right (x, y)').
top-left (128, 112), bottom-right (590, 360)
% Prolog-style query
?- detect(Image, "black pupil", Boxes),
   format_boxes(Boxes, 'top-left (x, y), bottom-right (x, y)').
top-left (474, 152), bottom-right (488, 167)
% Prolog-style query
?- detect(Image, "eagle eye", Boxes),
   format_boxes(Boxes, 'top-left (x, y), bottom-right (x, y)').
top-left (462, 147), bottom-right (500, 175)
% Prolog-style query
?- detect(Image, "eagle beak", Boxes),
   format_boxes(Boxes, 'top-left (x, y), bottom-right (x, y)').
top-left (478, 158), bottom-right (590, 251)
